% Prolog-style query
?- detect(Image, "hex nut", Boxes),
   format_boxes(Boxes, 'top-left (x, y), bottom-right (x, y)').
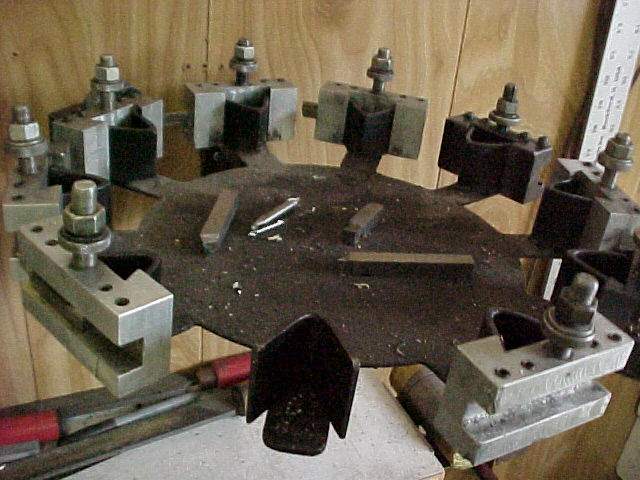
top-left (605, 134), bottom-right (634, 160)
top-left (62, 205), bottom-right (107, 237)
top-left (234, 43), bottom-right (255, 61)
top-left (95, 65), bottom-right (121, 82)
top-left (555, 289), bottom-right (598, 329)
top-left (496, 97), bottom-right (518, 116)
top-left (370, 55), bottom-right (392, 71)
top-left (9, 122), bottom-right (41, 142)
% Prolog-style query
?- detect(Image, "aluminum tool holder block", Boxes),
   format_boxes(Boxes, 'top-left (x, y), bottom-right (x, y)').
top-left (50, 118), bottom-right (110, 179)
top-left (313, 82), bottom-right (427, 159)
top-left (434, 312), bottom-right (633, 465)
top-left (185, 80), bottom-right (297, 149)
top-left (2, 171), bottom-right (62, 232)
top-left (49, 97), bottom-right (164, 180)
top-left (16, 217), bottom-right (173, 397)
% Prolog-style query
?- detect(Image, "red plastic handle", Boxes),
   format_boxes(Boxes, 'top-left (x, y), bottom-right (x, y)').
top-left (210, 352), bottom-right (252, 388)
top-left (0, 410), bottom-right (60, 445)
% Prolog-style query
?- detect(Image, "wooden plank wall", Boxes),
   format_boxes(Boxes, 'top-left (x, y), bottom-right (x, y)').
top-left (0, 1), bottom-right (639, 478)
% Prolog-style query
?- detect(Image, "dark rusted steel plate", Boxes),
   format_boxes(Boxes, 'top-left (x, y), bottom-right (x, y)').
top-left (115, 162), bottom-right (548, 377)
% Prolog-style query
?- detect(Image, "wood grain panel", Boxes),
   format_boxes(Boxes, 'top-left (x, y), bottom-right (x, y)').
top-left (0, 0), bottom-right (209, 401)
top-left (441, 0), bottom-right (601, 236)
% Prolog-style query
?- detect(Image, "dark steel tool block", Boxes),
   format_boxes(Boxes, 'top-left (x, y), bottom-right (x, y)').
top-left (438, 115), bottom-right (551, 204)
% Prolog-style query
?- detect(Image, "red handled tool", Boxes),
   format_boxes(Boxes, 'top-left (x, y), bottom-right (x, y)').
top-left (0, 410), bottom-right (60, 446)
top-left (0, 351), bottom-right (252, 448)
top-left (196, 351), bottom-right (252, 388)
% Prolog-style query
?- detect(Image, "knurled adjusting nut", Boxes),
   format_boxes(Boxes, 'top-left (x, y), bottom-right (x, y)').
top-left (542, 306), bottom-right (595, 349)
top-left (91, 77), bottom-right (125, 93)
top-left (598, 147), bottom-right (633, 172)
top-left (62, 204), bottom-right (108, 237)
top-left (229, 58), bottom-right (258, 73)
top-left (366, 66), bottom-right (394, 82)
top-left (489, 108), bottom-right (521, 127)
top-left (58, 227), bottom-right (112, 256)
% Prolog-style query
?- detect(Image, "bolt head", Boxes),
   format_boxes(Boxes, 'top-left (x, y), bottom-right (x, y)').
top-left (8, 121), bottom-right (40, 142)
top-left (95, 64), bottom-right (121, 82)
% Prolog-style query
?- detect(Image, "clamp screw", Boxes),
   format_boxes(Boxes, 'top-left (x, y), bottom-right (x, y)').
top-left (12, 104), bottom-right (33, 124)
top-left (488, 82), bottom-right (521, 131)
top-left (229, 37), bottom-right (258, 86)
top-left (99, 54), bottom-right (117, 67)
top-left (367, 47), bottom-right (394, 94)
top-left (58, 180), bottom-right (111, 270)
top-left (70, 179), bottom-right (98, 215)
top-left (7, 104), bottom-right (45, 175)
top-left (93, 53), bottom-right (123, 111)
top-left (542, 272), bottom-right (599, 359)
top-left (598, 132), bottom-right (634, 190)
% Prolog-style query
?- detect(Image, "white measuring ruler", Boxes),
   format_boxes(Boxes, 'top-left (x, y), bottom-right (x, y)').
top-left (541, 0), bottom-right (640, 301)
top-left (578, 0), bottom-right (640, 163)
